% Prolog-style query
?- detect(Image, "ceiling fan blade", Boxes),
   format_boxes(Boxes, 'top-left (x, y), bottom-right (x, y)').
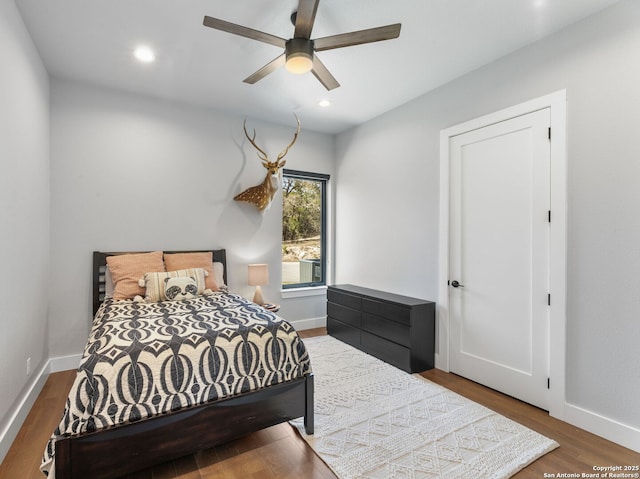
top-left (311, 55), bottom-right (340, 91)
top-left (314, 23), bottom-right (401, 51)
top-left (203, 16), bottom-right (286, 48)
top-left (294, 0), bottom-right (320, 39)
top-left (243, 54), bottom-right (287, 84)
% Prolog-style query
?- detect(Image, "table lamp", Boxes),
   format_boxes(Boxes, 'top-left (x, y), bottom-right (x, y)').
top-left (248, 263), bottom-right (269, 305)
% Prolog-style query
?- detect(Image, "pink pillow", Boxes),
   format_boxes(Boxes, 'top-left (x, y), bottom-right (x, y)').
top-left (106, 251), bottom-right (165, 300)
top-left (163, 252), bottom-right (219, 291)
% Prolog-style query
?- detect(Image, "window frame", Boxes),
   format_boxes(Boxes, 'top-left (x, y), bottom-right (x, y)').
top-left (281, 169), bottom-right (329, 290)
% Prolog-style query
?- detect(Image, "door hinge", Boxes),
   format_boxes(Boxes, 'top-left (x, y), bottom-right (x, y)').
top-left (547, 294), bottom-right (551, 306)
top-left (548, 210), bottom-right (551, 223)
top-left (548, 127), bottom-right (551, 140)
top-left (547, 378), bottom-right (550, 389)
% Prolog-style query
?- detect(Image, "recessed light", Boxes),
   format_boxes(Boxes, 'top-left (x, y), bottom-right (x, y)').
top-left (133, 46), bottom-right (155, 63)
top-left (318, 99), bottom-right (331, 107)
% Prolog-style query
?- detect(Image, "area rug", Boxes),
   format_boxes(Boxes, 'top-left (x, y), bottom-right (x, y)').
top-left (290, 335), bottom-right (558, 479)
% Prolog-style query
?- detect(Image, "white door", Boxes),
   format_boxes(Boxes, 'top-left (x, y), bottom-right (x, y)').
top-left (449, 108), bottom-right (551, 410)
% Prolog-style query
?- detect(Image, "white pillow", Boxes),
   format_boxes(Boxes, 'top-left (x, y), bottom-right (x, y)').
top-left (104, 266), bottom-right (114, 299)
top-left (213, 262), bottom-right (226, 290)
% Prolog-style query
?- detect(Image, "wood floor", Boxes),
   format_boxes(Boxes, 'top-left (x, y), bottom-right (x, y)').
top-left (1, 328), bottom-right (638, 479)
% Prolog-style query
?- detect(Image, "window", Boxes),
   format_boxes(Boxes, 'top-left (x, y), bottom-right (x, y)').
top-left (282, 169), bottom-right (329, 289)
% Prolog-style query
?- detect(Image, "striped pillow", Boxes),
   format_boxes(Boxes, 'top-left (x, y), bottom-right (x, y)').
top-left (140, 268), bottom-right (207, 303)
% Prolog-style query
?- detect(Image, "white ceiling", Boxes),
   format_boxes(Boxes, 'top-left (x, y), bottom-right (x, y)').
top-left (15, 0), bottom-right (620, 134)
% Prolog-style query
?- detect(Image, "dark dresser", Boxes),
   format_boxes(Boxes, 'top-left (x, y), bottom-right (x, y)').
top-left (326, 284), bottom-right (435, 373)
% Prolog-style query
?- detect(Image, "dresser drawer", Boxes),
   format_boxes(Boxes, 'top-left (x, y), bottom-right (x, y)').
top-left (327, 317), bottom-right (361, 349)
top-left (327, 301), bottom-right (361, 328)
top-left (362, 298), bottom-right (411, 326)
top-left (361, 331), bottom-right (410, 372)
top-left (362, 312), bottom-right (411, 348)
top-left (328, 289), bottom-right (362, 310)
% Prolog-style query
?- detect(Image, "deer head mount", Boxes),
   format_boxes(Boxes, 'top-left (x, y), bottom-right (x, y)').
top-left (234, 115), bottom-right (300, 212)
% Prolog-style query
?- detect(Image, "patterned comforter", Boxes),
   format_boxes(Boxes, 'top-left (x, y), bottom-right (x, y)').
top-left (41, 292), bottom-right (312, 477)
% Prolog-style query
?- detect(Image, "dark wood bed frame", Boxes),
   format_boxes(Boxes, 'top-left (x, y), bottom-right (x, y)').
top-left (54, 249), bottom-right (314, 479)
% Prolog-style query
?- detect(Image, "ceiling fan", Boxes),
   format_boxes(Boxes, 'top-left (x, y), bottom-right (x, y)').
top-left (202, 0), bottom-right (401, 91)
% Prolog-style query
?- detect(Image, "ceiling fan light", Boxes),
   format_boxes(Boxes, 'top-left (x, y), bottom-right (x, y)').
top-left (285, 38), bottom-right (314, 75)
top-left (286, 53), bottom-right (313, 74)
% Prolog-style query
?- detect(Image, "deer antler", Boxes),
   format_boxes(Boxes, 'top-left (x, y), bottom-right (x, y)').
top-left (277, 114), bottom-right (301, 162)
top-left (243, 119), bottom-right (268, 162)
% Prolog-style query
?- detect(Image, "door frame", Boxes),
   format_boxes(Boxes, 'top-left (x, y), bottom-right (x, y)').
top-left (437, 90), bottom-right (567, 420)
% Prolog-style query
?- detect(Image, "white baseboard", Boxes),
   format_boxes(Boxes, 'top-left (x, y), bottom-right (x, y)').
top-left (49, 354), bottom-right (81, 373)
top-left (291, 316), bottom-right (327, 331)
top-left (0, 353), bottom-right (81, 464)
top-left (0, 361), bottom-right (49, 464)
top-left (564, 402), bottom-right (640, 453)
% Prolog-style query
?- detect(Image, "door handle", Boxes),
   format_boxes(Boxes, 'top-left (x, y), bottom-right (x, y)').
top-left (450, 280), bottom-right (464, 288)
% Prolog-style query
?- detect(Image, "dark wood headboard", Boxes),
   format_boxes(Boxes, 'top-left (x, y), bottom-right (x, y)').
top-left (92, 249), bottom-right (227, 316)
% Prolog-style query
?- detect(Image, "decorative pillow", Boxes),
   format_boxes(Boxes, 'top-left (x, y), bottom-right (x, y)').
top-left (213, 262), bottom-right (227, 290)
top-left (164, 252), bottom-right (220, 291)
top-left (140, 268), bottom-right (207, 303)
top-left (106, 251), bottom-right (164, 301)
top-left (104, 266), bottom-right (114, 299)
top-left (164, 276), bottom-right (198, 301)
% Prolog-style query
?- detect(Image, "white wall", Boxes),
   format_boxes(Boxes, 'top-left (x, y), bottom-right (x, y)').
top-left (336, 0), bottom-right (640, 447)
top-left (0, 0), bottom-right (50, 458)
top-left (49, 79), bottom-right (334, 358)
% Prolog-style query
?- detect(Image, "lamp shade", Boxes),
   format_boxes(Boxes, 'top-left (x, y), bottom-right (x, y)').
top-left (248, 264), bottom-right (269, 286)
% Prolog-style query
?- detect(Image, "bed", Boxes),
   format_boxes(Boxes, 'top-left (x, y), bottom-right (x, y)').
top-left (42, 249), bottom-right (314, 479)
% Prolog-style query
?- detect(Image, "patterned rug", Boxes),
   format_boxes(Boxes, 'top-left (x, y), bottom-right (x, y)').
top-left (290, 335), bottom-right (558, 479)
